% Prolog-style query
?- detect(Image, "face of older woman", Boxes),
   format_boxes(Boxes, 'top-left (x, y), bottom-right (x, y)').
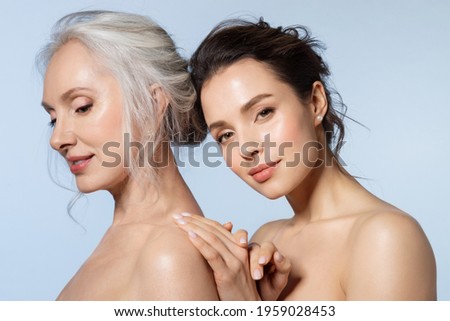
top-left (42, 40), bottom-right (128, 194)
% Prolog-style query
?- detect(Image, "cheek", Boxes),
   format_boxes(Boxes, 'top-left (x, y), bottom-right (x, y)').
top-left (92, 108), bottom-right (124, 146)
top-left (277, 117), bottom-right (316, 151)
top-left (222, 145), bottom-right (242, 175)
top-left (281, 125), bottom-right (321, 170)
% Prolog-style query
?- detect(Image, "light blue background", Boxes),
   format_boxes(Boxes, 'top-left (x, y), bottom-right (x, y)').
top-left (0, 0), bottom-right (448, 300)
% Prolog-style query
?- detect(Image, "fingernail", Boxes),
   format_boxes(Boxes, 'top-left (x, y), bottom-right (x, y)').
top-left (181, 212), bottom-right (192, 217)
top-left (188, 230), bottom-right (197, 238)
top-left (258, 256), bottom-right (267, 264)
top-left (274, 251), bottom-right (284, 263)
top-left (172, 214), bottom-right (182, 220)
top-left (176, 219), bottom-right (186, 225)
top-left (239, 237), bottom-right (247, 244)
top-left (253, 269), bottom-right (262, 280)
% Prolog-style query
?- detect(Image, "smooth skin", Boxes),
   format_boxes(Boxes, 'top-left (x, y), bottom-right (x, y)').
top-left (176, 58), bottom-right (437, 300)
top-left (42, 40), bottom-right (219, 300)
top-left (174, 213), bottom-right (291, 300)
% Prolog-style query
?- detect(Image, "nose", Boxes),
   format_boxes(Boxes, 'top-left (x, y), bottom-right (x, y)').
top-left (239, 139), bottom-right (262, 160)
top-left (50, 118), bottom-right (77, 152)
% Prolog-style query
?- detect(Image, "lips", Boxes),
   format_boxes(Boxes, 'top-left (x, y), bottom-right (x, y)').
top-left (248, 160), bottom-right (280, 183)
top-left (66, 154), bottom-right (94, 174)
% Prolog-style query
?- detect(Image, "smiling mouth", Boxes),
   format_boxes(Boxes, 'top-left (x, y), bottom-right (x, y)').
top-left (248, 160), bottom-right (280, 183)
top-left (67, 155), bottom-right (94, 174)
top-left (72, 159), bottom-right (86, 165)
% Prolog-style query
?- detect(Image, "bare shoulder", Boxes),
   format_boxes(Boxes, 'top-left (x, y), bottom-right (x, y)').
top-left (350, 209), bottom-right (431, 251)
top-left (251, 218), bottom-right (288, 243)
top-left (344, 209), bottom-right (436, 300)
top-left (132, 225), bottom-right (218, 300)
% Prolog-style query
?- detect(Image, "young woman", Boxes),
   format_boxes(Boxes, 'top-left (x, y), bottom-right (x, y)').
top-left (37, 10), bottom-right (222, 300)
top-left (174, 19), bottom-right (437, 300)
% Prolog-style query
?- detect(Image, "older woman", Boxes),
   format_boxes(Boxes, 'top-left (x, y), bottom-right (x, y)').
top-left (37, 10), bottom-right (220, 300)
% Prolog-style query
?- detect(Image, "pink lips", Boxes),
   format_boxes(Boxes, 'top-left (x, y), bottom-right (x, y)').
top-left (248, 160), bottom-right (280, 183)
top-left (67, 155), bottom-right (94, 174)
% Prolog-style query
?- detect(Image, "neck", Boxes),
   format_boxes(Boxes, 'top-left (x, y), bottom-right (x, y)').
top-left (109, 149), bottom-right (202, 226)
top-left (285, 148), bottom-right (360, 224)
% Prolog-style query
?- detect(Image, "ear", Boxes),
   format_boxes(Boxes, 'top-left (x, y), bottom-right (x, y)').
top-left (310, 81), bottom-right (328, 126)
top-left (150, 83), bottom-right (170, 118)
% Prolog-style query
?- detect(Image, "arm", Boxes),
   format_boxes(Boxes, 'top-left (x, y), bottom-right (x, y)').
top-left (173, 213), bottom-right (290, 300)
top-left (344, 211), bottom-right (436, 300)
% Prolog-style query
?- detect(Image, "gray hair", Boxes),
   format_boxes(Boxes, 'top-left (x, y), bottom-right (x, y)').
top-left (37, 10), bottom-right (197, 186)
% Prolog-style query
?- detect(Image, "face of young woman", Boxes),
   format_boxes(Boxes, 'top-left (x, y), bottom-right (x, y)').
top-left (201, 58), bottom-right (325, 199)
top-left (42, 40), bottom-right (127, 194)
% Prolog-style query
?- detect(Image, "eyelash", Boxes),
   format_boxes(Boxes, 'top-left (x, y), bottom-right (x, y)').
top-left (217, 132), bottom-right (234, 144)
top-left (47, 104), bottom-right (93, 128)
top-left (216, 108), bottom-right (274, 143)
top-left (255, 107), bottom-right (274, 121)
top-left (76, 104), bottom-right (93, 114)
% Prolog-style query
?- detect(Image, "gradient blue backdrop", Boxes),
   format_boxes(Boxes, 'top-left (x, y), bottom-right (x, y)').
top-left (0, 0), bottom-right (448, 300)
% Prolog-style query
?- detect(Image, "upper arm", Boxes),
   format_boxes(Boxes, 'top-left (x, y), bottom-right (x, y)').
top-left (133, 232), bottom-right (219, 300)
top-left (344, 212), bottom-right (436, 300)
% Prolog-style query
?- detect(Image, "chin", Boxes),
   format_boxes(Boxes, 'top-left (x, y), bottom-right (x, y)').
top-left (243, 178), bottom-right (286, 200)
top-left (75, 170), bottom-right (127, 194)
top-left (75, 184), bottom-right (99, 194)
top-left (254, 187), bottom-right (286, 200)
top-left (74, 177), bottom-right (104, 194)
top-left (262, 192), bottom-right (285, 200)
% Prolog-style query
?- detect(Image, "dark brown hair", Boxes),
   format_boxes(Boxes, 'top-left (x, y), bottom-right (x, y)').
top-left (188, 18), bottom-right (347, 154)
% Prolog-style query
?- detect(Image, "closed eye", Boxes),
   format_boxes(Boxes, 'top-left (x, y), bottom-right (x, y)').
top-left (48, 119), bottom-right (56, 128)
top-left (76, 104), bottom-right (93, 113)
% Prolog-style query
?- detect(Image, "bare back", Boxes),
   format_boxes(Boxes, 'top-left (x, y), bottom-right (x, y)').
top-left (57, 222), bottom-right (218, 300)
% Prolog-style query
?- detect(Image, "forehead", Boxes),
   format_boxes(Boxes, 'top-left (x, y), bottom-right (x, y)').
top-left (204, 58), bottom-right (279, 91)
top-left (200, 59), bottom-right (287, 118)
top-left (45, 40), bottom-right (96, 78)
top-left (43, 40), bottom-right (108, 101)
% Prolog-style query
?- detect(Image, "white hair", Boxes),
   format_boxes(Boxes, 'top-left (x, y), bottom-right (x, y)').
top-left (37, 10), bottom-right (196, 186)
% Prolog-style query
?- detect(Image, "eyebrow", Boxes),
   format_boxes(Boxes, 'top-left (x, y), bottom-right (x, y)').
top-left (208, 93), bottom-right (273, 132)
top-left (41, 87), bottom-right (92, 111)
top-left (240, 93), bottom-right (273, 114)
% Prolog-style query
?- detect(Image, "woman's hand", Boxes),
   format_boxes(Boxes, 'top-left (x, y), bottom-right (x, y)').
top-left (248, 241), bottom-right (291, 301)
top-left (173, 213), bottom-right (290, 300)
top-left (229, 227), bottom-right (290, 300)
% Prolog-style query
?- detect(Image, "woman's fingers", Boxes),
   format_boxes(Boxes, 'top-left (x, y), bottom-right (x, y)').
top-left (182, 228), bottom-right (230, 275)
top-left (223, 221), bottom-right (233, 232)
top-left (269, 251), bottom-right (291, 291)
top-left (258, 251), bottom-right (291, 301)
top-left (273, 251), bottom-right (291, 275)
top-left (178, 213), bottom-right (238, 244)
top-left (233, 229), bottom-right (248, 248)
top-left (177, 213), bottom-right (248, 248)
top-left (257, 249), bottom-right (291, 301)
top-left (248, 241), bottom-right (291, 300)
top-left (174, 214), bottom-right (290, 301)
top-left (172, 214), bottom-right (259, 300)
top-left (248, 243), bottom-right (263, 280)
top-left (173, 214), bottom-right (247, 265)
top-left (187, 228), bottom-right (260, 300)
top-left (249, 241), bottom-right (277, 280)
